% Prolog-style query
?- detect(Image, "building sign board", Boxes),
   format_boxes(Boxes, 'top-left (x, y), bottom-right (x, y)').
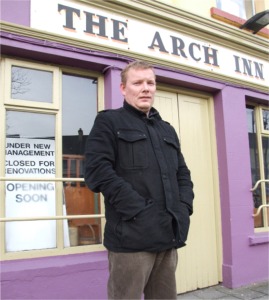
top-left (30, 0), bottom-right (268, 87)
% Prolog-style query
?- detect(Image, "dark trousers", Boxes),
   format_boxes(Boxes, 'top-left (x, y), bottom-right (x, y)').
top-left (107, 249), bottom-right (178, 299)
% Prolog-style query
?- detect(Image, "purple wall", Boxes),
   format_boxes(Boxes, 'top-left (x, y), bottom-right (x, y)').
top-left (1, 252), bottom-right (109, 299)
top-left (1, 0), bottom-right (30, 26)
top-left (214, 87), bottom-right (269, 288)
top-left (104, 67), bottom-right (123, 109)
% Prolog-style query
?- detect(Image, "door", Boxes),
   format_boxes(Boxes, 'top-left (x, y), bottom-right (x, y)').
top-left (154, 90), bottom-right (222, 294)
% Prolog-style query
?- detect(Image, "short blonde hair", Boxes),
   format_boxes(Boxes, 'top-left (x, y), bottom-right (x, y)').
top-left (121, 61), bottom-right (155, 85)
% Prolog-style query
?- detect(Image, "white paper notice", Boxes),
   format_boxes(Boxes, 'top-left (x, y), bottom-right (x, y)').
top-left (5, 138), bottom-right (56, 251)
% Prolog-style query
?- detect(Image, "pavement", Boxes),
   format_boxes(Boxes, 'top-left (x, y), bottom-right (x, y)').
top-left (177, 281), bottom-right (269, 299)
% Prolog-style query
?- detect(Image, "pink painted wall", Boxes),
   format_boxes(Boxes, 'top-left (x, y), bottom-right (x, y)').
top-left (1, 252), bottom-right (109, 299)
top-left (214, 86), bottom-right (269, 288)
top-left (1, 0), bottom-right (30, 26)
top-left (104, 67), bottom-right (123, 109)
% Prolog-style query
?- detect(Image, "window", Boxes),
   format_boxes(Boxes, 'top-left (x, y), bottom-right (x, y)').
top-left (212, 0), bottom-right (268, 37)
top-left (216, 0), bottom-right (255, 19)
top-left (1, 58), bottom-right (104, 259)
top-left (4, 59), bottom-right (60, 109)
top-left (247, 105), bottom-right (269, 230)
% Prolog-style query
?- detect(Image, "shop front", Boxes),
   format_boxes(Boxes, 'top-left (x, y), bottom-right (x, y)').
top-left (0, 0), bottom-right (268, 299)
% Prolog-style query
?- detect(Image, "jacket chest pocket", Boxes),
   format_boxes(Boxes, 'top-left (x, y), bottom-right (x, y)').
top-left (117, 130), bottom-right (148, 169)
top-left (163, 136), bottom-right (179, 168)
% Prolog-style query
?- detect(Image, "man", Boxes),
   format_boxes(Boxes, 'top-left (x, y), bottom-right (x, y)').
top-left (84, 61), bottom-right (194, 299)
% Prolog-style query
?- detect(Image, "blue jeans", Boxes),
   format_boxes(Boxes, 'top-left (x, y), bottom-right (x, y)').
top-left (107, 249), bottom-right (178, 299)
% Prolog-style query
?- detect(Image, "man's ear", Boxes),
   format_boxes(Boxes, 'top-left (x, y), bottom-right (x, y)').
top-left (120, 83), bottom-right (125, 96)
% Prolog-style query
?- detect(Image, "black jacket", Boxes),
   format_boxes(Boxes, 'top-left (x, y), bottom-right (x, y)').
top-left (84, 101), bottom-right (194, 252)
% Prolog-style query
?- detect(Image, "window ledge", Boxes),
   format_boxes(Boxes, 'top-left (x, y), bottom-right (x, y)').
top-left (210, 7), bottom-right (269, 39)
top-left (249, 232), bottom-right (269, 246)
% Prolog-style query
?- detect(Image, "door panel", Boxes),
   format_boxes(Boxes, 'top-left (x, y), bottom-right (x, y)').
top-left (155, 91), bottom-right (221, 293)
top-left (153, 91), bottom-right (180, 136)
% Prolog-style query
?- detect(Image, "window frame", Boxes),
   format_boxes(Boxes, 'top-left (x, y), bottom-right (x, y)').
top-left (248, 103), bottom-right (269, 232)
top-left (0, 58), bottom-right (105, 260)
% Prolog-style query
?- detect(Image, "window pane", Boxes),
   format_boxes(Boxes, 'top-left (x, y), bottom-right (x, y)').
top-left (216, 0), bottom-right (247, 18)
top-left (262, 136), bottom-right (269, 227)
top-left (5, 111), bottom-right (57, 252)
top-left (216, 0), bottom-right (256, 18)
top-left (247, 107), bottom-right (259, 192)
top-left (11, 66), bottom-right (53, 103)
top-left (61, 74), bottom-right (101, 247)
top-left (263, 136), bottom-right (269, 179)
top-left (246, 107), bottom-right (263, 227)
top-left (262, 109), bottom-right (269, 130)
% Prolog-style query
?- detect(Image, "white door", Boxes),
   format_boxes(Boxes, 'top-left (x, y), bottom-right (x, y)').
top-left (154, 90), bottom-right (222, 294)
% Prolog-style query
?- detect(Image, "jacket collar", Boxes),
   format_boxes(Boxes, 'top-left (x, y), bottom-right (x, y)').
top-left (123, 100), bottom-right (161, 120)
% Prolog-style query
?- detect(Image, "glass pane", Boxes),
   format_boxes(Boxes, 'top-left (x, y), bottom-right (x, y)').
top-left (62, 74), bottom-right (101, 247)
top-left (216, 0), bottom-right (254, 18)
top-left (246, 107), bottom-right (263, 227)
top-left (5, 111), bottom-right (57, 252)
top-left (263, 136), bottom-right (269, 180)
top-left (262, 136), bottom-right (269, 227)
top-left (216, 0), bottom-right (247, 18)
top-left (262, 109), bottom-right (269, 131)
top-left (11, 66), bottom-right (53, 103)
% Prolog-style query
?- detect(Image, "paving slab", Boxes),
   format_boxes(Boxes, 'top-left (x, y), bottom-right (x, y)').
top-left (177, 281), bottom-right (268, 300)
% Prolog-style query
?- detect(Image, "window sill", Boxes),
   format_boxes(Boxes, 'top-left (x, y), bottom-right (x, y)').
top-left (210, 7), bottom-right (269, 39)
top-left (249, 232), bottom-right (269, 246)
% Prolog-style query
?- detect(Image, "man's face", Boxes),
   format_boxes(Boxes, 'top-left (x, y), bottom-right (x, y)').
top-left (120, 68), bottom-right (156, 114)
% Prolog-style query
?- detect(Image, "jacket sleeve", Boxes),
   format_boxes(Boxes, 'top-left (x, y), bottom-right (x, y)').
top-left (176, 134), bottom-right (195, 215)
top-left (84, 112), bottom-right (147, 220)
